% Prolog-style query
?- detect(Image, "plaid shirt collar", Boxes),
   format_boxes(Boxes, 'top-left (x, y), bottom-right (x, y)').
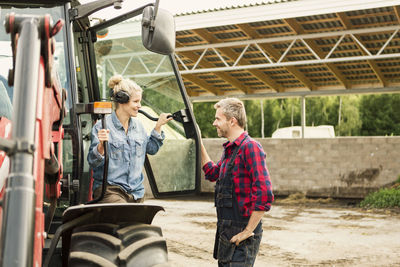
top-left (223, 131), bottom-right (248, 149)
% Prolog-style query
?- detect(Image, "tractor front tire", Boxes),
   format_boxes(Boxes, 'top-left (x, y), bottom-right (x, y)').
top-left (68, 223), bottom-right (169, 267)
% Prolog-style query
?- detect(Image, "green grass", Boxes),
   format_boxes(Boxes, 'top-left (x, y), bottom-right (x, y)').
top-left (360, 185), bottom-right (400, 209)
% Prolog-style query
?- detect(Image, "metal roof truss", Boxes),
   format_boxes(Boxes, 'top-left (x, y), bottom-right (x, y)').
top-left (175, 25), bottom-right (400, 74)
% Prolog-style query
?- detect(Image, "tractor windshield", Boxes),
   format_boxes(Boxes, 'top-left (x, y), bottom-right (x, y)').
top-left (0, 5), bottom-right (70, 122)
top-left (90, 13), bottom-right (197, 196)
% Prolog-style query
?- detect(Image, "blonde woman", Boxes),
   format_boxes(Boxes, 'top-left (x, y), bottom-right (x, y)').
top-left (88, 75), bottom-right (172, 203)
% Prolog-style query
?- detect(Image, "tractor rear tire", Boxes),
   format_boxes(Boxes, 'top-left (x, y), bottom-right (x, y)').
top-left (68, 223), bottom-right (169, 267)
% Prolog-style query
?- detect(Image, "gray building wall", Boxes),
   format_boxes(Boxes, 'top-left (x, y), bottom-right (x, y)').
top-left (199, 137), bottom-right (400, 198)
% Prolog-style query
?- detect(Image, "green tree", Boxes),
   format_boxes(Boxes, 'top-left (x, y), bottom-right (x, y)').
top-left (192, 102), bottom-right (218, 138)
top-left (192, 93), bottom-right (400, 138)
top-left (360, 94), bottom-right (400, 136)
top-left (263, 99), bottom-right (280, 137)
top-left (286, 98), bottom-right (302, 127)
top-left (337, 95), bottom-right (362, 136)
top-left (306, 97), bottom-right (330, 126)
top-left (271, 99), bottom-right (286, 130)
top-left (244, 100), bottom-right (262, 137)
top-left (278, 98), bottom-right (302, 129)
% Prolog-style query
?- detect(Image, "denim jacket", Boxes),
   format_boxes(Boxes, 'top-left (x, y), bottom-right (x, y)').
top-left (87, 112), bottom-right (164, 199)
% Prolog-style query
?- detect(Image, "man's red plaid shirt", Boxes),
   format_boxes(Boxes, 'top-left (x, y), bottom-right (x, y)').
top-left (203, 131), bottom-right (274, 217)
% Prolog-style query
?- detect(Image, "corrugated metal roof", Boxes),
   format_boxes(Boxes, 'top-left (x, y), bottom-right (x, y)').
top-left (96, 0), bottom-right (400, 99)
top-left (174, 0), bottom-right (295, 17)
top-left (173, 3), bottom-right (400, 98)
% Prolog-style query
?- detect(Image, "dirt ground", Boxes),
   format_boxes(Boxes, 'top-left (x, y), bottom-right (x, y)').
top-left (146, 195), bottom-right (400, 267)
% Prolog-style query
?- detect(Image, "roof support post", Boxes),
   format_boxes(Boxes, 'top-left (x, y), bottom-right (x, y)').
top-left (260, 100), bottom-right (265, 138)
top-left (301, 96), bottom-right (306, 139)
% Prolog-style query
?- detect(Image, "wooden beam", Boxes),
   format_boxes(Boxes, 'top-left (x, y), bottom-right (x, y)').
top-left (193, 28), bottom-right (284, 92)
top-left (336, 12), bottom-right (353, 29)
top-left (180, 50), bottom-right (245, 92)
top-left (284, 18), bottom-right (349, 89)
top-left (191, 29), bottom-right (259, 93)
top-left (179, 49), bottom-right (246, 94)
top-left (176, 36), bottom-right (219, 95)
top-left (176, 31), bottom-right (249, 94)
top-left (284, 18), bottom-right (303, 34)
top-left (336, 12), bottom-right (386, 87)
top-left (394, 6), bottom-right (400, 23)
top-left (367, 61), bottom-right (386, 86)
top-left (263, 43), bottom-right (316, 90)
top-left (239, 23), bottom-right (315, 90)
top-left (306, 40), bottom-right (350, 87)
top-left (183, 74), bottom-right (219, 95)
top-left (182, 84), bottom-right (200, 97)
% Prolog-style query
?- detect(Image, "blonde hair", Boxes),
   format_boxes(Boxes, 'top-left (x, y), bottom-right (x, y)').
top-left (108, 74), bottom-right (142, 97)
top-left (214, 98), bottom-right (247, 128)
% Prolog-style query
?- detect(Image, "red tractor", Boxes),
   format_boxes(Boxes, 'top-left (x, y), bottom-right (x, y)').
top-left (0, 1), bottom-right (201, 266)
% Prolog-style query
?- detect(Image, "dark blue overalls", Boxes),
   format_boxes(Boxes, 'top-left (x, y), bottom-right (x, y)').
top-left (214, 137), bottom-right (263, 267)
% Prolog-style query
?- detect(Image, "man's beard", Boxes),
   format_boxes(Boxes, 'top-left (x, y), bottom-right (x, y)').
top-left (217, 127), bottom-right (228, 138)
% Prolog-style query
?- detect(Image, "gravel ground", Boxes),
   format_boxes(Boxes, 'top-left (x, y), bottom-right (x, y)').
top-left (146, 196), bottom-right (400, 267)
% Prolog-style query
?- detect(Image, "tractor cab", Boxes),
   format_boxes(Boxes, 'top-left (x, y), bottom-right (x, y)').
top-left (0, 1), bottom-right (201, 266)
top-left (73, 3), bottom-right (200, 203)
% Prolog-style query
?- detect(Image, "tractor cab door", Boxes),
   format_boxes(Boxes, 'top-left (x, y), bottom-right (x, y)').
top-left (85, 5), bottom-right (201, 197)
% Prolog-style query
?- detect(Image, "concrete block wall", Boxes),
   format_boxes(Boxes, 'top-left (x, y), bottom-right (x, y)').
top-left (200, 137), bottom-right (400, 198)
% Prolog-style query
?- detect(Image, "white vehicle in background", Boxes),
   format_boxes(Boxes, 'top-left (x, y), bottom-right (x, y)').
top-left (272, 125), bottom-right (335, 138)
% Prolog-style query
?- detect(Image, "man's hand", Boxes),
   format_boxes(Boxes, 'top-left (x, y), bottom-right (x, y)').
top-left (231, 211), bottom-right (264, 245)
top-left (230, 228), bottom-right (254, 246)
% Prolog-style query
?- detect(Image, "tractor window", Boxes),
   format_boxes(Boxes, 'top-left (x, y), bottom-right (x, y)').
top-left (0, 5), bottom-right (71, 124)
top-left (91, 15), bottom-right (197, 196)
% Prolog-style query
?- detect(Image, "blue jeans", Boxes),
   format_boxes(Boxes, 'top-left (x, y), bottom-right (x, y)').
top-left (217, 230), bottom-right (262, 267)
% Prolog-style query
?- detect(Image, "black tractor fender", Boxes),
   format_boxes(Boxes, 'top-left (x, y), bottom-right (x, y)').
top-left (63, 203), bottom-right (164, 225)
top-left (44, 203), bottom-right (165, 267)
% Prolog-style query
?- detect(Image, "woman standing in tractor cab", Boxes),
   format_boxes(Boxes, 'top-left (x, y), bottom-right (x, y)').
top-left (88, 75), bottom-right (172, 203)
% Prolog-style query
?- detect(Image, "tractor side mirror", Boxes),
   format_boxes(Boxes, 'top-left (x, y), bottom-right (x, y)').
top-left (141, 6), bottom-right (175, 55)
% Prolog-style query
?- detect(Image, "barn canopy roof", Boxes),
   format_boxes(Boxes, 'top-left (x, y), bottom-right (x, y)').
top-left (97, 0), bottom-right (400, 101)
top-left (174, 0), bottom-right (400, 101)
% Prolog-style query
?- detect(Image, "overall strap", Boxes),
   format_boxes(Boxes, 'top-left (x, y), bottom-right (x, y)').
top-left (214, 134), bottom-right (248, 219)
top-left (224, 135), bottom-right (248, 177)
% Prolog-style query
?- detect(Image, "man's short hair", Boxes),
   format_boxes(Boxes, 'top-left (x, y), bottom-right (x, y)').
top-left (214, 98), bottom-right (247, 128)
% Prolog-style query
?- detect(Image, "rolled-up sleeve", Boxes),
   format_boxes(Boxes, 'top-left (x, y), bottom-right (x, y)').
top-left (244, 142), bottom-right (274, 212)
top-left (202, 160), bottom-right (221, 182)
top-left (87, 123), bottom-right (105, 168)
top-left (146, 129), bottom-right (165, 155)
